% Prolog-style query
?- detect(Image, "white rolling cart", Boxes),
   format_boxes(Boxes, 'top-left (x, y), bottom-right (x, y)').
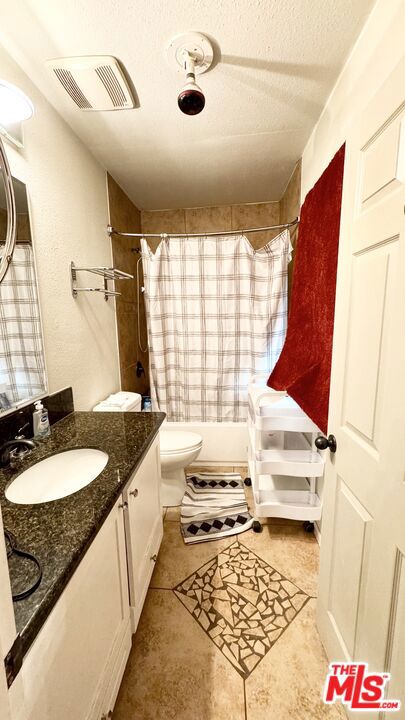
top-left (246, 376), bottom-right (324, 533)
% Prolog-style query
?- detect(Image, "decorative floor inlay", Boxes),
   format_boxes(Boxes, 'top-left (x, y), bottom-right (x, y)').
top-left (174, 540), bottom-right (309, 678)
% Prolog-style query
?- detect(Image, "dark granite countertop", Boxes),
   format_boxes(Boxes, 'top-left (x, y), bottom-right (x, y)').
top-left (0, 411), bottom-right (165, 661)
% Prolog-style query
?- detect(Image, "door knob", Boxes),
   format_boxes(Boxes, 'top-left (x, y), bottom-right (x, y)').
top-left (129, 488), bottom-right (138, 498)
top-left (315, 434), bottom-right (337, 453)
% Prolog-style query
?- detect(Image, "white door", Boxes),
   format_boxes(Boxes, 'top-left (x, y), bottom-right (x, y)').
top-left (317, 55), bottom-right (405, 715)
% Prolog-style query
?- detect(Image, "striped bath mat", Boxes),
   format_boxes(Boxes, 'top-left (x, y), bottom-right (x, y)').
top-left (181, 472), bottom-right (253, 544)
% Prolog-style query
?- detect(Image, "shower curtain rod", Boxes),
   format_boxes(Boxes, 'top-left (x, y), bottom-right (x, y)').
top-left (107, 216), bottom-right (299, 240)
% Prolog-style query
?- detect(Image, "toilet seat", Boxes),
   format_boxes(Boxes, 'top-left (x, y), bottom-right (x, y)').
top-left (160, 430), bottom-right (202, 456)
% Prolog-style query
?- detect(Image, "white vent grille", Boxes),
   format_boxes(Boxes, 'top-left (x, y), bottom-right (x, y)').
top-left (95, 65), bottom-right (127, 108)
top-left (53, 68), bottom-right (93, 109)
top-left (46, 56), bottom-right (135, 112)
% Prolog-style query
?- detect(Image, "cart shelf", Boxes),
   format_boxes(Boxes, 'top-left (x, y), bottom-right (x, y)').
top-left (247, 377), bottom-right (323, 527)
top-left (255, 448), bottom-right (324, 477)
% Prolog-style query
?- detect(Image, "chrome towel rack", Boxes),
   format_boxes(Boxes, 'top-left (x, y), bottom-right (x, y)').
top-left (70, 261), bottom-right (133, 301)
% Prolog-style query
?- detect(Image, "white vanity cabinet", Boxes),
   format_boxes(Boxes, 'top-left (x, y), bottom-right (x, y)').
top-left (10, 497), bottom-right (131, 720)
top-left (123, 436), bottom-right (163, 631)
top-left (8, 435), bottom-right (163, 720)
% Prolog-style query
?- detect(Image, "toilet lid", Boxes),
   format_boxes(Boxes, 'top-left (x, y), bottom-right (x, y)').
top-left (160, 430), bottom-right (202, 455)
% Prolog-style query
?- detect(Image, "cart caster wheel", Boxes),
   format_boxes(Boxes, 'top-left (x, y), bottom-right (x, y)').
top-left (303, 521), bottom-right (315, 533)
top-left (244, 477), bottom-right (252, 486)
top-left (252, 520), bottom-right (262, 533)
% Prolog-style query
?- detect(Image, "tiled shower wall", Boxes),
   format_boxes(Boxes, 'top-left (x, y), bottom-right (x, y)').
top-left (141, 201), bottom-right (281, 252)
top-left (109, 164), bottom-right (301, 394)
top-left (107, 174), bottom-right (150, 395)
top-left (0, 207), bottom-right (32, 242)
top-left (0, 208), bottom-right (6, 237)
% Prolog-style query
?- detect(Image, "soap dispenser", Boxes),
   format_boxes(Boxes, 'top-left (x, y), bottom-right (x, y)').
top-left (33, 401), bottom-right (51, 439)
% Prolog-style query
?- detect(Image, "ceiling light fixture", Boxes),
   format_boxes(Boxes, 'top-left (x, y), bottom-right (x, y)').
top-left (167, 32), bottom-right (214, 116)
top-left (0, 80), bottom-right (34, 126)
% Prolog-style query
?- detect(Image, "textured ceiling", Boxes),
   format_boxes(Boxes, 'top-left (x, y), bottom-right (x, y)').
top-left (0, 0), bottom-right (374, 209)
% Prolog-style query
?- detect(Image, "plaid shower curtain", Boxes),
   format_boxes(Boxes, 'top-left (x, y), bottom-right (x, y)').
top-left (141, 231), bottom-right (291, 422)
top-left (0, 244), bottom-right (47, 405)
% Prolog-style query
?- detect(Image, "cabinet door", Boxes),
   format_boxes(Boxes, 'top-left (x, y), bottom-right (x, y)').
top-left (12, 499), bottom-right (130, 720)
top-left (124, 436), bottom-right (163, 629)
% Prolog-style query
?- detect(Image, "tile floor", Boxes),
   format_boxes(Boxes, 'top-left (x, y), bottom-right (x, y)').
top-left (113, 467), bottom-right (345, 720)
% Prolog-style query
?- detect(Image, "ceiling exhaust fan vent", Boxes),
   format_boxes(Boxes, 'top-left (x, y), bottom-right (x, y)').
top-left (53, 68), bottom-right (92, 110)
top-left (46, 56), bottom-right (135, 111)
top-left (95, 65), bottom-right (127, 108)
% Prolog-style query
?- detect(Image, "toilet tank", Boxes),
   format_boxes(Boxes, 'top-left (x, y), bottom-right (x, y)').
top-left (93, 391), bottom-right (142, 412)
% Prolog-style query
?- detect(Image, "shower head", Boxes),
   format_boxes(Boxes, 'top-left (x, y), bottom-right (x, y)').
top-left (167, 32), bottom-right (214, 116)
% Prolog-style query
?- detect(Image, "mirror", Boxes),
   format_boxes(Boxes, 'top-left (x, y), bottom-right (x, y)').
top-left (0, 169), bottom-right (47, 412)
top-left (0, 136), bottom-right (17, 283)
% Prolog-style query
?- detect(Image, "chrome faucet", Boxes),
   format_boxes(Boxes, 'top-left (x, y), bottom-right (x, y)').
top-left (0, 438), bottom-right (35, 468)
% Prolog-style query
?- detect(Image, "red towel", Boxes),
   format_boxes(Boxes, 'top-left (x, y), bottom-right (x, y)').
top-left (267, 144), bottom-right (345, 433)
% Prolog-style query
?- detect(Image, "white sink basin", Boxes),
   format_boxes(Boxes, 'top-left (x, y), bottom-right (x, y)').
top-left (5, 448), bottom-right (109, 505)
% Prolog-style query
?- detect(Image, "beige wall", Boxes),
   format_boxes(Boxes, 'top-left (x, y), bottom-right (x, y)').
top-left (107, 174), bottom-right (149, 395)
top-left (301, 0), bottom-right (404, 199)
top-left (280, 161), bottom-right (301, 303)
top-left (280, 161), bottom-right (301, 227)
top-left (0, 43), bottom-right (120, 410)
top-left (141, 201), bottom-right (281, 251)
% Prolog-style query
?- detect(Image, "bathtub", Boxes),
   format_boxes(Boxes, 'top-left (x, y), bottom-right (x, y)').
top-left (163, 421), bottom-right (248, 466)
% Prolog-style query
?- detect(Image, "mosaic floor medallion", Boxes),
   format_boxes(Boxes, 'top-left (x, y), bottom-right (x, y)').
top-left (174, 541), bottom-right (309, 678)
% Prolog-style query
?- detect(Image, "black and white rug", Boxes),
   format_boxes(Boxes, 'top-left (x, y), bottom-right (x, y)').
top-left (181, 472), bottom-right (253, 544)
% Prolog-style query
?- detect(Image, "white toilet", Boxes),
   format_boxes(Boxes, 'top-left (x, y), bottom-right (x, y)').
top-left (159, 430), bottom-right (203, 507)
